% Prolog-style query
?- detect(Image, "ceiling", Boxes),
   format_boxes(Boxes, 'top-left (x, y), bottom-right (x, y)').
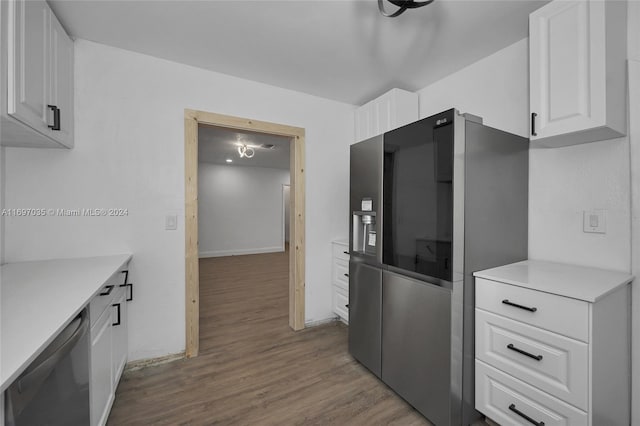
top-left (198, 125), bottom-right (291, 169)
top-left (48, 0), bottom-right (548, 105)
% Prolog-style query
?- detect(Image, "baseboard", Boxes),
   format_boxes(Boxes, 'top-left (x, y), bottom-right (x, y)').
top-left (304, 316), bottom-right (341, 328)
top-left (124, 351), bottom-right (185, 372)
top-left (199, 246), bottom-right (284, 258)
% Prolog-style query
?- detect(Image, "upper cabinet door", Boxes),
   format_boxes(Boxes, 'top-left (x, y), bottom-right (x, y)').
top-left (354, 89), bottom-right (418, 143)
top-left (7, 0), bottom-right (50, 135)
top-left (529, 0), bottom-right (626, 147)
top-left (49, 10), bottom-right (74, 147)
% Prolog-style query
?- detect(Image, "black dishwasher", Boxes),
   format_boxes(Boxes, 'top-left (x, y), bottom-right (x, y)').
top-left (5, 309), bottom-right (90, 426)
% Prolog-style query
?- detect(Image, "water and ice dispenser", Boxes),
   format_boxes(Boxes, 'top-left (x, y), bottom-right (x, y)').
top-left (352, 197), bottom-right (377, 257)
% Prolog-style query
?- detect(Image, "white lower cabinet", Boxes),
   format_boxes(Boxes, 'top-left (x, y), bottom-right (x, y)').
top-left (331, 241), bottom-right (349, 323)
top-left (474, 261), bottom-right (632, 426)
top-left (111, 287), bottom-right (128, 389)
top-left (476, 361), bottom-right (588, 426)
top-left (90, 266), bottom-right (131, 426)
top-left (90, 306), bottom-right (114, 426)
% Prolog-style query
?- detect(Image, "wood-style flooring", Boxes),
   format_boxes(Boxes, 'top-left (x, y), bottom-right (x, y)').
top-left (108, 249), bottom-right (431, 425)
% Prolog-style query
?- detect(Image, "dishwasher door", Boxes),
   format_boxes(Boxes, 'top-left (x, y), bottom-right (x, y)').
top-left (382, 271), bottom-right (452, 426)
top-left (5, 309), bottom-right (90, 426)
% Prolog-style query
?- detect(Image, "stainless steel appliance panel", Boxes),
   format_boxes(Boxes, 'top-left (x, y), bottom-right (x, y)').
top-left (459, 120), bottom-right (529, 425)
top-left (348, 260), bottom-right (383, 377)
top-left (382, 109), bottom-right (455, 281)
top-left (5, 310), bottom-right (90, 426)
top-left (382, 270), bottom-right (452, 426)
top-left (350, 135), bottom-right (383, 265)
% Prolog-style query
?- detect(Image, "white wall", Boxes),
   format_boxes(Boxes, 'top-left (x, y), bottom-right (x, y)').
top-left (418, 38), bottom-right (631, 272)
top-left (628, 1), bottom-right (640, 422)
top-left (0, 147), bottom-right (5, 265)
top-left (198, 163), bottom-right (289, 257)
top-left (3, 40), bottom-right (353, 361)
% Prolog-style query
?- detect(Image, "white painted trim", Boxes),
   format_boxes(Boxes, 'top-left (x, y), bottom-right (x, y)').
top-left (125, 351), bottom-right (185, 372)
top-left (198, 246), bottom-right (284, 258)
top-left (282, 184), bottom-right (290, 247)
top-left (304, 316), bottom-right (340, 328)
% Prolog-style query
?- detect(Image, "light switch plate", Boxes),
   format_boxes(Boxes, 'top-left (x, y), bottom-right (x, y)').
top-left (583, 209), bottom-right (606, 234)
top-left (165, 215), bottom-right (178, 231)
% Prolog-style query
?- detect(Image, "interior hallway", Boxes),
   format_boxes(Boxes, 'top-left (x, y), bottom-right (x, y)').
top-left (108, 249), bottom-right (430, 425)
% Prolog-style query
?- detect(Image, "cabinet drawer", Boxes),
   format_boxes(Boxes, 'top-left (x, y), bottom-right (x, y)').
top-left (476, 278), bottom-right (589, 341)
top-left (333, 286), bottom-right (349, 323)
top-left (476, 309), bottom-right (588, 409)
top-left (476, 360), bottom-right (587, 426)
top-left (332, 243), bottom-right (350, 262)
top-left (90, 267), bottom-right (127, 328)
top-left (333, 258), bottom-right (349, 290)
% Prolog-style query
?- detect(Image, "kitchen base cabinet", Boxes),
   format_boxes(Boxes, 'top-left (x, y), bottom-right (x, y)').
top-left (331, 241), bottom-right (349, 323)
top-left (90, 306), bottom-right (114, 426)
top-left (111, 287), bottom-right (128, 389)
top-left (474, 261), bottom-right (632, 426)
top-left (90, 266), bottom-right (131, 426)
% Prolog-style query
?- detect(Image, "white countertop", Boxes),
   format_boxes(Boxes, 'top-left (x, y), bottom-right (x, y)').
top-left (0, 254), bottom-right (132, 392)
top-left (474, 260), bottom-right (633, 303)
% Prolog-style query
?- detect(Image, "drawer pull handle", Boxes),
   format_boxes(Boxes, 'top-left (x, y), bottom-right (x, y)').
top-left (502, 299), bottom-right (537, 312)
top-left (112, 303), bottom-right (121, 326)
top-left (344, 273), bottom-right (349, 277)
top-left (345, 304), bottom-right (349, 309)
top-left (507, 344), bottom-right (543, 361)
top-left (343, 251), bottom-right (350, 255)
top-left (509, 403), bottom-right (545, 426)
top-left (100, 285), bottom-right (114, 296)
top-left (47, 105), bottom-right (61, 131)
top-left (120, 270), bottom-right (129, 286)
top-left (120, 270), bottom-right (133, 301)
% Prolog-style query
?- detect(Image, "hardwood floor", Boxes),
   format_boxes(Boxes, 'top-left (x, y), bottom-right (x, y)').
top-left (108, 249), bottom-right (431, 425)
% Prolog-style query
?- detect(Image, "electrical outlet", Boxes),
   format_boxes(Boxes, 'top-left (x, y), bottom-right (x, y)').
top-left (165, 215), bottom-right (178, 231)
top-left (583, 210), bottom-right (606, 234)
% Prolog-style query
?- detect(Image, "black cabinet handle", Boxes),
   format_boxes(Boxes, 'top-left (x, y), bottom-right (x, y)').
top-left (343, 251), bottom-right (350, 255)
top-left (344, 273), bottom-right (349, 277)
top-left (509, 403), bottom-right (545, 426)
top-left (502, 299), bottom-right (537, 312)
top-left (126, 283), bottom-right (133, 301)
top-left (100, 285), bottom-right (114, 296)
top-left (507, 343), bottom-right (543, 361)
top-left (531, 112), bottom-right (537, 136)
top-left (120, 270), bottom-right (129, 287)
top-left (120, 270), bottom-right (133, 301)
top-left (47, 105), bottom-right (60, 131)
top-left (345, 304), bottom-right (349, 309)
top-left (112, 303), bottom-right (121, 326)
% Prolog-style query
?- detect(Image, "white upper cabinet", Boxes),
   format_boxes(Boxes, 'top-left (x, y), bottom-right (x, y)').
top-left (48, 9), bottom-right (74, 147)
top-left (529, 0), bottom-right (627, 147)
top-left (354, 88), bottom-right (418, 143)
top-left (2, 0), bottom-right (74, 148)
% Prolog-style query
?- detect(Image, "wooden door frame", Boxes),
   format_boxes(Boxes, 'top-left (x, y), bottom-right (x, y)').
top-left (184, 109), bottom-right (306, 358)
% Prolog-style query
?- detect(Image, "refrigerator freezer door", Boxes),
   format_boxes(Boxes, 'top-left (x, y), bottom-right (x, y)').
top-left (382, 270), bottom-right (452, 425)
top-left (348, 260), bottom-right (382, 378)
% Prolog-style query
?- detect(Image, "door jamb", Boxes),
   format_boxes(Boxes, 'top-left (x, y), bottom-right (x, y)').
top-left (184, 109), bottom-right (306, 358)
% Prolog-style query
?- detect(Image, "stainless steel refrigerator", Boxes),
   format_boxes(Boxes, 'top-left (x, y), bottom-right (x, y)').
top-left (348, 109), bottom-right (528, 426)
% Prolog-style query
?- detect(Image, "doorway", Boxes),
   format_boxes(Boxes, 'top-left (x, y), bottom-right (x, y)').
top-left (184, 109), bottom-right (306, 358)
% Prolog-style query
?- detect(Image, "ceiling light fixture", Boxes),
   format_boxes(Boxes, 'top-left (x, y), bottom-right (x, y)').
top-left (378, 0), bottom-right (434, 18)
top-left (225, 158), bottom-right (233, 163)
top-left (237, 144), bottom-right (255, 158)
